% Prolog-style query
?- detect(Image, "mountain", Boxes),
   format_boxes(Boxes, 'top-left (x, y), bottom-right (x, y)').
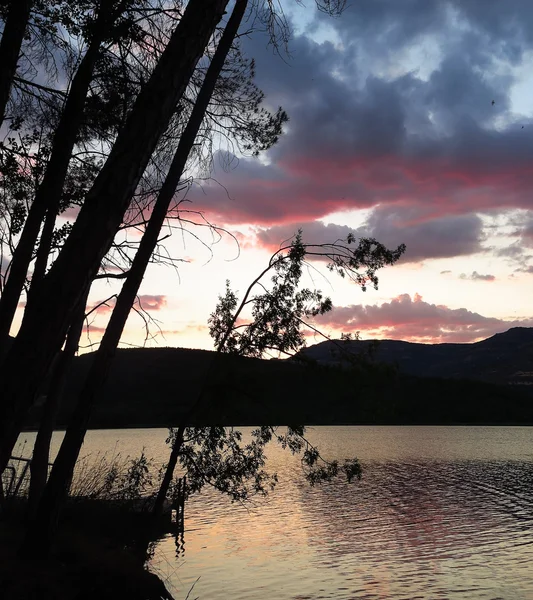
top-left (21, 327), bottom-right (533, 428)
top-left (299, 327), bottom-right (533, 388)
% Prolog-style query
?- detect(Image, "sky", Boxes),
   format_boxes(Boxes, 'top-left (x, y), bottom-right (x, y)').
top-left (18, 0), bottom-right (533, 352)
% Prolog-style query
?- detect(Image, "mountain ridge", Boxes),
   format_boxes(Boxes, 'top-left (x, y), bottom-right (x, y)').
top-left (20, 327), bottom-right (533, 428)
top-left (299, 327), bottom-right (533, 387)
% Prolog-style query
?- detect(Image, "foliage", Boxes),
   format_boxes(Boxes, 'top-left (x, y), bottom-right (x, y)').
top-left (209, 230), bottom-right (405, 358)
top-left (162, 229), bottom-right (404, 504)
top-left (0, 0), bottom-right (288, 291)
top-left (172, 425), bottom-right (361, 503)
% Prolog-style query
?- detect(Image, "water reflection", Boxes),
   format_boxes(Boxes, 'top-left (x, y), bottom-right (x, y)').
top-left (150, 428), bottom-right (533, 600)
top-left (173, 530), bottom-right (185, 559)
top-left (15, 426), bottom-right (533, 599)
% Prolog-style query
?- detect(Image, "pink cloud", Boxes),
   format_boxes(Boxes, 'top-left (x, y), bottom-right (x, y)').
top-left (86, 297), bottom-right (116, 316)
top-left (81, 324), bottom-right (106, 335)
top-left (188, 149), bottom-right (533, 229)
top-left (313, 293), bottom-right (533, 344)
top-left (136, 295), bottom-right (167, 311)
top-left (87, 294), bottom-right (166, 317)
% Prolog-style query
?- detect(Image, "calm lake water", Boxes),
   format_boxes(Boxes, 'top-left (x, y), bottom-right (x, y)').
top-left (16, 426), bottom-right (533, 599)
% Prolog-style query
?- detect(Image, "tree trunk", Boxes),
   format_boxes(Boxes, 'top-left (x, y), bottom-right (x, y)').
top-left (27, 0), bottom-right (132, 294)
top-left (28, 206), bottom-right (57, 293)
top-left (0, 0), bottom-right (229, 479)
top-left (0, 1), bottom-right (109, 349)
top-left (27, 287), bottom-right (88, 517)
top-left (19, 0), bottom-right (244, 556)
top-left (0, 0), bottom-right (32, 124)
top-left (152, 425), bottom-right (185, 518)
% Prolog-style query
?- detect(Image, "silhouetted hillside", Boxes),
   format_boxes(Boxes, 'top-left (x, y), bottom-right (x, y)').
top-left (300, 327), bottom-right (533, 388)
top-left (22, 329), bottom-right (533, 428)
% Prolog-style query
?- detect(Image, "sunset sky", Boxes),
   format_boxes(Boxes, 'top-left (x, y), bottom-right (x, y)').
top-left (22, 0), bottom-right (533, 352)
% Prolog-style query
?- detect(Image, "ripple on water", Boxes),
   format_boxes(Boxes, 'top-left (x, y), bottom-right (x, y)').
top-left (18, 426), bottom-right (533, 599)
top-left (148, 427), bottom-right (533, 600)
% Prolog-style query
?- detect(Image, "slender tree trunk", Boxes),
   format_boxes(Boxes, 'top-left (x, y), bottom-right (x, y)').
top-left (27, 287), bottom-right (88, 517)
top-left (28, 206), bottom-right (57, 293)
top-left (0, 1), bottom-right (109, 349)
top-left (28, 0), bottom-right (132, 293)
top-left (153, 425), bottom-right (185, 518)
top-left (0, 0), bottom-right (229, 479)
top-left (19, 0), bottom-right (244, 555)
top-left (0, 0), bottom-right (32, 124)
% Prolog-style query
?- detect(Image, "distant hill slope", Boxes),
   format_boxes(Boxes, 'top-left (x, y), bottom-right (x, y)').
top-left (299, 327), bottom-right (533, 388)
top-left (21, 327), bottom-right (533, 428)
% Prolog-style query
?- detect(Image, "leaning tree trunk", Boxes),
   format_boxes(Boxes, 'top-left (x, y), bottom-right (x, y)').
top-left (152, 425), bottom-right (186, 518)
top-left (21, 0), bottom-right (245, 555)
top-left (27, 0), bottom-right (132, 295)
top-left (0, 0), bottom-right (229, 479)
top-left (0, 0), bottom-right (111, 349)
top-left (27, 286), bottom-right (89, 517)
top-left (0, 0), bottom-right (32, 125)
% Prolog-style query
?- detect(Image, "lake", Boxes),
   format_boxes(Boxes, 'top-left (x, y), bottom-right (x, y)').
top-left (15, 426), bottom-right (533, 599)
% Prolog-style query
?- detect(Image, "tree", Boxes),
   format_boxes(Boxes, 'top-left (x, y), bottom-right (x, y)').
top-left (27, 285), bottom-right (89, 514)
top-left (0, 0), bottom-right (230, 477)
top-left (152, 231), bottom-right (405, 514)
top-left (12, 0), bottom-right (286, 522)
top-left (0, 0), bottom-right (32, 124)
top-left (0, 0), bottom-right (130, 346)
top-left (22, 0), bottom-right (256, 556)
top-left (1, 0), bottom-right (351, 551)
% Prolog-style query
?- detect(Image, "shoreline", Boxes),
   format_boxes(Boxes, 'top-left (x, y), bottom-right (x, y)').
top-left (20, 421), bottom-right (533, 433)
top-left (0, 498), bottom-right (176, 600)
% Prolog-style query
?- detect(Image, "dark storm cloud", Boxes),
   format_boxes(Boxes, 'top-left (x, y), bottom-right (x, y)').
top-left (314, 0), bottom-right (533, 62)
top-left (310, 0), bottom-right (446, 51)
top-left (362, 208), bottom-right (486, 262)
top-left (424, 52), bottom-right (511, 129)
top-left (254, 209), bottom-right (485, 263)
top-left (449, 0), bottom-right (533, 57)
top-left (188, 0), bottom-right (533, 256)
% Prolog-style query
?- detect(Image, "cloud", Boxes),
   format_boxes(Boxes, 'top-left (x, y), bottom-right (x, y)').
top-left (81, 324), bottom-right (107, 338)
top-left (87, 297), bottom-right (116, 316)
top-left (361, 208), bottom-right (486, 262)
top-left (315, 0), bottom-right (533, 66)
top-left (255, 221), bottom-right (353, 250)
top-left (186, 18), bottom-right (533, 232)
top-left (254, 210), bottom-right (485, 263)
top-left (313, 293), bottom-right (533, 343)
top-left (87, 294), bottom-right (166, 317)
top-left (161, 323), bottom-right (208, 336)
top-left (137, 295), bottom-right (166, 311)
top-left (459, 271), bottom-right (496, 281)
top-left (515, 265), bottom-right (533, 274)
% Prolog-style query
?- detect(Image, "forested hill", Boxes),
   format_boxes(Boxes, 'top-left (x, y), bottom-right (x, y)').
top-left (299, 327), bottom-right (533, 387)
top-left (24, 328), bottom-right (533, 429)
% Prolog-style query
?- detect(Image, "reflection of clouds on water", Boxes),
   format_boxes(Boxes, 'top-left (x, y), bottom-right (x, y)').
top-left (17, 426), bottom-right (533, 599)
top-left (158, 428), bottom-right (533, 599)
top-left (293, 459), bottom-right (533, 598)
